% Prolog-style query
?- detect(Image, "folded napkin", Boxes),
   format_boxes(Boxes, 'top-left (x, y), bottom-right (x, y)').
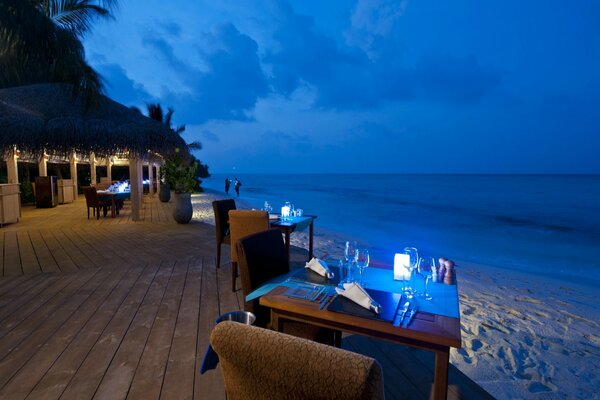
top-left (335, 283), bottom-right (382, 314)
top-left (305, 257), bottom-right (335, 279)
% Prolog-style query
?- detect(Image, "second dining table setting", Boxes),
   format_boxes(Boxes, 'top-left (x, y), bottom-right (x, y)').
top-left (247, 244), bottom-right (462, 400)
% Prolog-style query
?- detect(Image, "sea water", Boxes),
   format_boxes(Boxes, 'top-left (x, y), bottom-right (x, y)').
top-left (202, 174), bottom-right (600, 287)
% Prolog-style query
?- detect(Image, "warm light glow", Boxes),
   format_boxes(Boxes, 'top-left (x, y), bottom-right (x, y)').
top-left (394, 253), bottom-right (410, 281)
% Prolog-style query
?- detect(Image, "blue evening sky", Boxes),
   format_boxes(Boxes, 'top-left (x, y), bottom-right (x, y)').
top-left (83, 0), bottom-right (600, 174)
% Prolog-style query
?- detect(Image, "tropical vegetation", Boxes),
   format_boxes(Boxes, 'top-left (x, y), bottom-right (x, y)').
top-left (145, 103), bottom-right (210, 192)
top-left (0, 0), bottom-right (118, 101)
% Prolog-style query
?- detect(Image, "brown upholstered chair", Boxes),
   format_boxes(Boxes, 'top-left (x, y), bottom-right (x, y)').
top-left (211, 321), bottom-right (385, 400)
top-left (83, 186), bottom-right (110, 220)
top-left (228, 210), bottom-right (270, 292)
top-left (212, 199), bottom-right (237, 269)
top-left (236, 229), bottom-right (340, 346)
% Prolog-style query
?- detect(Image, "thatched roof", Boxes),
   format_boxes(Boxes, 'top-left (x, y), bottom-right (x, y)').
top-left (0, 83), bottom-right (187, 159)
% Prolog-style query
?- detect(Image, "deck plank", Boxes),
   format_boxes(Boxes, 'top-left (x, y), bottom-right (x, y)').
top-left (160, 260), bottom-right (202, 400)
top-left (27, 231), bottom-right (59, 274)
top-left (3, 231), bottom-right (22, 276)
top-left (24, 266), bottom-right (145, 400)
top-left (0, 268), bottom-right (127, 400)
top-left (92, 261), bottom-right (175, 400)
top-left (16, 232), bottom-right (41, 274)
top-left (125, 261), bottom-right (188, 400)
top-left (193, 257), bottom-right (226, 400)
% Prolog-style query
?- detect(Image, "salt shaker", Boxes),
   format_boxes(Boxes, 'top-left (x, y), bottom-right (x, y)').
top-left (438, 257), bottom-right (447, 282)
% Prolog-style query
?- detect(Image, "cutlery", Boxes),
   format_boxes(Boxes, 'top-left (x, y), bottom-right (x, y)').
top-left (398, 300), bottom-right (410, 325)
top-left (403, 304), bottom-right (419, 327)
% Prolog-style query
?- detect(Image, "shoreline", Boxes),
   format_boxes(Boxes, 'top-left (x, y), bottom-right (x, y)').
top-left (193, 190), bottom-right (600, 399)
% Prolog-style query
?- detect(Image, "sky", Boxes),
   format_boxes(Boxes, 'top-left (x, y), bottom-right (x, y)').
top-left (83, 0), bottom-right (600, 174)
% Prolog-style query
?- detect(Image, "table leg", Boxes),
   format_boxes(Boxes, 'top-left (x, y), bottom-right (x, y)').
top-left (432, 347), bottom-right (450, 400)
top-left (111, 198), bottom-right (116, 218)
top-left (270, 311), bottom-right (282, 332)
top-left (284, 229), bottom-right (291, 261)
top-left (308, 220), bottom-right (314, 260)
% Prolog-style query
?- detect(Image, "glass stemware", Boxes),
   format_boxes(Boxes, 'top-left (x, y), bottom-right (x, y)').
top-left (403, 247), bottom-right (419, 296)
top-left (344, 240), bottom-right (357, 282)
top-left (417, 257), bottom-right (435, 300)
top-left (355, 249), bottom-right (370, 287)
top-left (263, 201), bottom-right (272, 213)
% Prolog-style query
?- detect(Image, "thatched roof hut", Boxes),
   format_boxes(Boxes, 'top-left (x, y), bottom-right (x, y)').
top-left (0, 83), bottom-right (186, 158)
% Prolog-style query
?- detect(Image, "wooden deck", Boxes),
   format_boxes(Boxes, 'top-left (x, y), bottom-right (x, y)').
top-left (0, 195), bottom-right (493, 399)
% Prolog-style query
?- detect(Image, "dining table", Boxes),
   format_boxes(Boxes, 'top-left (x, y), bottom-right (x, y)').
top-left (269, 214), bottom-right (316, 261)
top-left (249, 263), bottom-right (462, 400)
top-left (97, 190), bottom-right (130, 217)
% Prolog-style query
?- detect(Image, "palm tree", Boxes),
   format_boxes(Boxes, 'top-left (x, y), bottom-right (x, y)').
top-left (36, 0), bottom-right (119, 38)
top-left (0, 0), bottom-right (118, 100)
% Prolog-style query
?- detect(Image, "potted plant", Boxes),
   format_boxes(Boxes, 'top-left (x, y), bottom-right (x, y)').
top-left (163, 149), bottom-right (197, 224)
top-left (158, 167), bottom-right (171, 203)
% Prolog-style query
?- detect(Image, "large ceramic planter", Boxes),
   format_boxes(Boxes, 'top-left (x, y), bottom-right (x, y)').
top-left (173, 192), bottom-right (193, 224)
top-left (159, 183), bottom-right (171, 203)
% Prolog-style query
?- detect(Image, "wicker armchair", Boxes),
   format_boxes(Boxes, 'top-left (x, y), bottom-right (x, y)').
top-left (211, 321), bottom-right (385, 400)
top-left (83, 186), bottom-right (110, 220)
top-left (228, 209), bottom-right (270, 292)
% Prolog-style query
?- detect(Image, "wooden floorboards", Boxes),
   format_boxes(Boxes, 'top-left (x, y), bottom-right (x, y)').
top-left (0, 195), bottom-right (492, 399)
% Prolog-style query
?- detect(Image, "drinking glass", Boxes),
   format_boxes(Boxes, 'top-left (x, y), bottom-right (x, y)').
top-left (344, 241), bottom-right (357, 282)
top-left (417, 257), bottom-right (435, 300)
top-left (403, 247), bottom-right (419, 295)
top-left (355, 249), bottom-right (370, 287)
top-left (263, 201), bottom-right (272, 213)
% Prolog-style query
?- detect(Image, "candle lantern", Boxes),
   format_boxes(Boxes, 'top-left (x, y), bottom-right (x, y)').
top-left (394, 253), bottom-right (410, 281)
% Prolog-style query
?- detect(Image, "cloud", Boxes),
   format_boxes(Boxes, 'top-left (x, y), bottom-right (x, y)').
top-left (199, 128), bottom-right (220, 143)
top-left (264, 1), bottom-right (500, 110)
top-left (411, 53), bottom-right (502, 104)
top-left (144, 22), bottom-right (270, 124)
top-left (97, 63), bottom-right (155, 107)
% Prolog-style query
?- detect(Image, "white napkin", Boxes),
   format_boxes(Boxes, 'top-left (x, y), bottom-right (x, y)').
top-left (335, 282), bottom-right (382, 314)
top-left (305, 258), bottom-right (335, 279)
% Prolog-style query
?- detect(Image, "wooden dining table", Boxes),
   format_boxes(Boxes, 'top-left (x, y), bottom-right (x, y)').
top-left (258, 266), bottom-right (462, 400)
top-left (97, 190), bottom-right (130, 218)
top-left (269, 214), bottom-right (316, 261)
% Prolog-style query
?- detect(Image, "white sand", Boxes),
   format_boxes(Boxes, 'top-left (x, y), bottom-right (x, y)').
top-left (193, 191), bottom-right (600, 399)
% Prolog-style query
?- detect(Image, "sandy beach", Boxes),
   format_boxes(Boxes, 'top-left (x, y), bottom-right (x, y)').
top-left (193, 190), bottom-right (600, 400)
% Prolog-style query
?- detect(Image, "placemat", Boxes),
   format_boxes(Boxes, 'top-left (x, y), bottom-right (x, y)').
top-left (327, 288), bottom-right (402, 322)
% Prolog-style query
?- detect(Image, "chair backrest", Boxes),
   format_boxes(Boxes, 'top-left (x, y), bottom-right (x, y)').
top-left (83, 186), bottom-right (99, 207)
top-left (236, 229), bottom-right (289, 327)
top-left (211, 321), bottom-right (385, 400)
top-left (228, 210), bottom-right (269, 264)
top-left (212, 199), bottom-right (237, 243)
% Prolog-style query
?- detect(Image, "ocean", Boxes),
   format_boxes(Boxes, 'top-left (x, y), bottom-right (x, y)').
top-left (201, 174), bottom-right (600, 287)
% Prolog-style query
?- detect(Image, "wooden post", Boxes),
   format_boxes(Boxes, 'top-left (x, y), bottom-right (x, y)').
top-left (89, 152), bottom-right (96, 185)
top-left (69, 152), bottom-right (78, 200)
top-left (106, 157), bottom-right (112, 182)
top-left (129, 154), bottom-right (143, 221)
top-left (5, 148), bottom-right (19, 184)
top-left (148, 161), bottom-right (155, 195)
top-left (38, 153), bottom-right (48, 176)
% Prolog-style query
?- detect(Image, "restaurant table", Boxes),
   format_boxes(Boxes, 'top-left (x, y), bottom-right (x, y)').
top-left (269, 214), bottom-right (316, 261)
top-left (257, 266), bottom-right (462, 400)
top-left (97, 190), bottom-right (130, 217)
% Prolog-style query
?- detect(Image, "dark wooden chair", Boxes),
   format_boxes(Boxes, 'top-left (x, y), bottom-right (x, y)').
top-left (212, 199), bottom-right (237, 269)
top-left (236, 229), bottom-right (341, 346)
top-left (83, 186), bottom-right (110, 220)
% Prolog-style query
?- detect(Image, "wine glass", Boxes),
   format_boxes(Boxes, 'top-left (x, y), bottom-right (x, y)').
top-left (344, 241), bottom-right (357, 282)
top-left (355, 249), bottom-right (370, 287)
top-left (263, 201), bottom-right (272, 213)
top-left (403, 247), bottom-right (419, 295)
top-left (417, 257), bottom-right (435, 300)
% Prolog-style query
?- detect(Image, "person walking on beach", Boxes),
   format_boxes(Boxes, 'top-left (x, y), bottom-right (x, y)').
top-left (224, 178), bottom-right (231, 195)
top-left (234, 178), bottom-right (242, 197)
